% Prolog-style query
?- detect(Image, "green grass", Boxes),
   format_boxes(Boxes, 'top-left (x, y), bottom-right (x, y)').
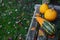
top-left (0, 0), bottom-right (42, 40)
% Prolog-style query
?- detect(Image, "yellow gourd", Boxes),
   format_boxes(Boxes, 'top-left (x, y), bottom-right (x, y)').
top-left (44, 9), bottom-right (57, 21)
top-left (39, 3), bottom-right (49, 14)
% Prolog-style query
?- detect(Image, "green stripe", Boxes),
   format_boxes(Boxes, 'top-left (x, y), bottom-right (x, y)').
top-left (46, 21), bottom-right (55, 32)
top-left (42, 24), bottom-right (52, 35)
top-left (43, 22), bottom-right (54, 33)
top-left (44, 21), bottom-right (55, 32)
top-left (48, 23), bottom-right (55, 32)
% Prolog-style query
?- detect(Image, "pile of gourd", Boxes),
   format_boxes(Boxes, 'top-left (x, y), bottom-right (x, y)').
top-left (35, 3), bottom-right (57, 37)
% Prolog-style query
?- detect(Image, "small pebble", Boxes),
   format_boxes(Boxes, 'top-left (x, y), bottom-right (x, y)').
top-left (13, 24), bottom-right (15, 26)
top-left (26, 20), bottom-right (29, 24)
top-left (0, 25), bottom-right (2, 28)
top-left (25, 27), bottom-right (27, 30)
top-left (15, 9), bottom-right (18, 11)
top-left (2, 3), bottom-right (4, 6)
top-left (19, 37), bottom-right (22, 40)
top-left (9, 11), bottom-right (12, 15)
top-left (8, 31), bottom-right (10, 34)
top-left (15, 21), bottom-right (19, 24)
top-left (16, 17), bottom-right (19, 19)
top-left (8, 21), bottom-right (11, 24)
top-left (3, 14), bottom-right (6, 16)
top-left (23, 6), bottom-right (25, 9)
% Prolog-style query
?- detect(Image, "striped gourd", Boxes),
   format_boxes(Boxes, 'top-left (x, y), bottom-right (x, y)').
top-left (36, 17), bottom-right (55, 35)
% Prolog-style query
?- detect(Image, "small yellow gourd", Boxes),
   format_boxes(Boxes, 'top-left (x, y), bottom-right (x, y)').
top-left (39, 3), bottom-right (49, 14)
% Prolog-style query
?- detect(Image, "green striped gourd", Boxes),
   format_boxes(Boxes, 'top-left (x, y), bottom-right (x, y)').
top-left (36, 17), bottom-right (55, 35)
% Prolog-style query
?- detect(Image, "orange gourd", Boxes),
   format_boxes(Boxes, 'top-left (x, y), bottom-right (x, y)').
top-left (44, 9), bottom-right (57, 21)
